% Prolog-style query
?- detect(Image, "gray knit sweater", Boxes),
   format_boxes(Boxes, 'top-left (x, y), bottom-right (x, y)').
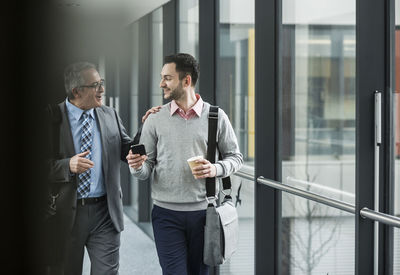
top-left (130, 101), bottom-right (243, 211)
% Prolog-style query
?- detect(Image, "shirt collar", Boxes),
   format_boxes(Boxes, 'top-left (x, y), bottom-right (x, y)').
top-left (170, 94), bottom-right (204, 117)
top-left (65, 98), bottom-right (95, 121)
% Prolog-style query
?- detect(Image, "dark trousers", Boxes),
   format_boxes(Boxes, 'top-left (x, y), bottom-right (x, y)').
top-left (64, 199), bottom-right (120, 275)
top-left (152, 205), bottom-right (209, 275)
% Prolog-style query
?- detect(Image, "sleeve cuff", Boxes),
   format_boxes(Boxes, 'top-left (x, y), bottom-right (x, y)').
top-left (62, 158), bottom-right (74, 181)
top-left (129, 166), bottom-right (143, 174)
top-left (214, 163), bottom-right (224, 178)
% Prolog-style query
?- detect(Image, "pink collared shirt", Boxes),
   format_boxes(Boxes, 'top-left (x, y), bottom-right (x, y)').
top-left (170, 93), bottom-right (204, 120)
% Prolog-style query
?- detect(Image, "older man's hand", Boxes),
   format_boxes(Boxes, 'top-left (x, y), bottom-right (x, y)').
top-left (69, 151), bottom-right (94, 174)
top-left (142, 106), bottom-right (161, 123)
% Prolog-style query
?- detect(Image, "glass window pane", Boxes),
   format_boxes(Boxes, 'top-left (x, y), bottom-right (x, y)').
top-left (394, 227), bottom-right (400, 273)
top-left (217, 1), bottom-right (255, 274)
top-left (151, 7), bottom-right (163, 107)
top-left (280, 0), bottom-right (356, 273)
top-left (217, 0), bottom-right (255, 165)
top-left (220, 174), bottom-right (254, 275)
top-left (126, 21), bottom-right (140, 216)
top-left (130, 22), bottom-right (140, 139)
top-left (393, 0), bottom-right (400, 272)
top-left (178, 0), bottom-right (199, 59)
top-left (282, 193), bottom-right (355, 274)
top-left (280, 0), bottom-right (356, 199)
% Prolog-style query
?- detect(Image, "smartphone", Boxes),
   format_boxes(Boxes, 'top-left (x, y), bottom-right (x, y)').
top-left (130, 144), bottom-right (146, 155)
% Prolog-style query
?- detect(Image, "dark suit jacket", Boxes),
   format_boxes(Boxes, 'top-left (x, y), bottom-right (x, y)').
top-left (48, 101), bottom-right (132, 233)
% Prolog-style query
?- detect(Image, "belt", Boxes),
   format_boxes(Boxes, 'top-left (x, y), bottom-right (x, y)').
top-left (77, 195), bottom-right (106, 206)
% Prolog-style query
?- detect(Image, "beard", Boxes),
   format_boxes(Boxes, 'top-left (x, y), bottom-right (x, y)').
top-left (168, 82), bottom-right (185, 101)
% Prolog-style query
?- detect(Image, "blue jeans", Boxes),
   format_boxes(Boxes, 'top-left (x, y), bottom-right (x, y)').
top-left (151, 205), bottom-right (209, 275)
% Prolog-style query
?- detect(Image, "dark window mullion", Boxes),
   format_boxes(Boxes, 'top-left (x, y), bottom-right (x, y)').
top-left (138, 14), bottom-right (152, 222)
top-left (356, 0), bottom-right (392, 274)
top-left (199, 0), bottom-right (217, 105)
top-left (255, 0), bottom-right (281, 274)
top-left (199, 2), bottom-right (217, 273)
top-left (162, 0), bottom-right (177, 105)
top-left (383, 0), bottom-right (396, 274)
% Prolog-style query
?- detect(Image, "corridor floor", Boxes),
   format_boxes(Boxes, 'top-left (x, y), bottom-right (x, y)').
top-left (82, 214), bottom-right (162, 275)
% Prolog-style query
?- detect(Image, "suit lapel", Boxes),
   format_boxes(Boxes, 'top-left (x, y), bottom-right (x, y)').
top-left (95, 107), bottom-right (108, 182)
top-left (60, 101), bottom-right (76, 157)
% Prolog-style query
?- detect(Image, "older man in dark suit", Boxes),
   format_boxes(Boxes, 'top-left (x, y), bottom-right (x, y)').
top-left (46, 62), bottom-right (132, 275)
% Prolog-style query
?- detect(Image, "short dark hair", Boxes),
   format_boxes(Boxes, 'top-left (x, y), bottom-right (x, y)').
top-left (163, 53), bottom-right (199, 87)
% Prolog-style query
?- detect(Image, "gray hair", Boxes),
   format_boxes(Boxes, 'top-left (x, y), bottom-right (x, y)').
top-left (64, 62), bottom-right (97, 99)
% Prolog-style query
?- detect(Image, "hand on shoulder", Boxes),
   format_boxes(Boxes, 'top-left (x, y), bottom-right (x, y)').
top-left (142, 105), bottom-right (162, 123)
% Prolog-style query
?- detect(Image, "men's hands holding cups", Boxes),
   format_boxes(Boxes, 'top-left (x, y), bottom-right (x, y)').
top-left (188, 157), bottom-right (217, 179)
top-left (126, 150), bottom-right (148, 169)
top-left (127, 152), bottom-right (216, 176)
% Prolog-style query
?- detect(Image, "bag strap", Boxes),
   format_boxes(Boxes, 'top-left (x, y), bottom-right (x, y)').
top-left (206, 105), bottom-right (231, 199)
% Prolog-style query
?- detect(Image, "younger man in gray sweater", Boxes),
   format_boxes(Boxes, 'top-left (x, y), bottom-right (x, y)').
top-left (127, 53), bottom-right (243, 275)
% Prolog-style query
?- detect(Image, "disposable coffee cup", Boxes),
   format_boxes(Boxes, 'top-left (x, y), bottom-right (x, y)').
top-left (187, 155), bottom-right (204, 172)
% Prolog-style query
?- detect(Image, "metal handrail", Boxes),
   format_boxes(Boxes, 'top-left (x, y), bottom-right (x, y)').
top-left (233, 171), bottom-right (355, 214)
top-left (257, 176), bottom-right (356, 214)
top-left (234, 170), bottom-right (255, 181)
top-left (286, 176), bottom-right (355, 199)
top-left (234, 171), bottom-right (400, 228)
top-left (360, 207), bottom-right (400, 228)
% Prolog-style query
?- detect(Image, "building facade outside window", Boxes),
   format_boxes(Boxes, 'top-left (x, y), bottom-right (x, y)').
top-left (217, 0), bottom-right (255, 164)
top-left (280, 0), bottom-right (356, 273)
top-left (217, 0), bottom-right (255, 274)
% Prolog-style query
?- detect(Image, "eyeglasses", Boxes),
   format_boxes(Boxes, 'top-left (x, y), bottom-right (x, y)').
top-left (79, 79), bottom-right (105, 91)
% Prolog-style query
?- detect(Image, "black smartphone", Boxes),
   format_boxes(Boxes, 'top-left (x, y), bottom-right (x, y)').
top-left (130, 144), bottom-right (146, 155)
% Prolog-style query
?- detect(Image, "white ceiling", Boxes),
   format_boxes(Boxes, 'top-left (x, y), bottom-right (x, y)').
top-left (54, 0), bottom-right (169, 26)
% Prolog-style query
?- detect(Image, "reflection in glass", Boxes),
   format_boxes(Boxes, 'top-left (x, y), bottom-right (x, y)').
top-left (125, 8), bottom-right (163, 220)
top-left (220, 173), bottom-right (254, 275)
top-left (127, 21), bottom-right (140, 215)
top-left (178, 0), bottom-right (199, 59)
top-left (281, 8), bottom-right (356, 193)
top-left (280, 1), bottom-right (356, 195)
top-left (217, 1), bottom-right (255, 273)
top-left (280, 0), bottom-right (356, 273)
top-left (282, 193), bottom-right (354, 274)
top-left (394, 228), bottom-right (400, 274)
top-left (217, 0), bottom-right (255, 164)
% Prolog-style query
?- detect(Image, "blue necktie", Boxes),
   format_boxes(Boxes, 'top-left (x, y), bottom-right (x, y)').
top-left (77, 112), bottom-right (93, 197)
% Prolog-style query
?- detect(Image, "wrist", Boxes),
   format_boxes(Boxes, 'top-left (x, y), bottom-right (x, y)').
top-left (210, 164), bottom-right (217, 178)
top-left (214, 163), bottom-right (224, 177)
